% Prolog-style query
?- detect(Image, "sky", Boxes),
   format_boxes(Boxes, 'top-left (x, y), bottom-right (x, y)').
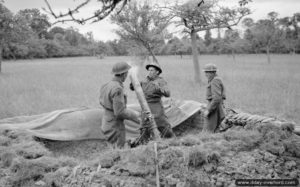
top-left (3, 0), bottom-right (300, 41)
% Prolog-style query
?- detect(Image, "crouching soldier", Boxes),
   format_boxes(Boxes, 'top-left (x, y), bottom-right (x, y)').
top-left (99, 61), bottom-right (140, 148)
top-left (203, 63), bottom-right (226, 133)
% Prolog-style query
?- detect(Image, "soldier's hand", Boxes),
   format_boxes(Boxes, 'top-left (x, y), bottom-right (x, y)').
top-left (203, 110), bottom-right (209, 117)
top-left (153, 81), bottom-right (160, 88)
top-left (129, 83), bottom-right (134, 91)
top-left (131, 110), bottom-right (141, 124)
top-left (151, 82), bottom-right (161, 93)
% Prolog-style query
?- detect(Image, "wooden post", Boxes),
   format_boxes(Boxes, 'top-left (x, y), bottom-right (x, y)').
top-left (154, 142), bottom-right (160, 187)
top-left (0, 39), bottom-right (3, 73)
top-left (128, 65), bottom-right (161, 140)
top-left (0, 47), bottom-right (2, 73)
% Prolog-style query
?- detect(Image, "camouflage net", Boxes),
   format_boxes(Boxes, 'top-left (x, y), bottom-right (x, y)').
top-left (220, 108), bottom-right (297, 134)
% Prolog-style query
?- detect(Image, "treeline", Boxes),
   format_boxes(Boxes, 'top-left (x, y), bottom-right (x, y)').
top-left (81, 11), bottom-right (300, 56)
top-left (1, 3), bottom-right (300, 60)
top-left (0, 4), bottom-right (99, 59)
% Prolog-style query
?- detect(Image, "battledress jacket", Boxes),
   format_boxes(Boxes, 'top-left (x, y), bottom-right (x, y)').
top-left (204, 75), bottom-right (226, 132)
top-left (99, 76), bottom-right (139, 147)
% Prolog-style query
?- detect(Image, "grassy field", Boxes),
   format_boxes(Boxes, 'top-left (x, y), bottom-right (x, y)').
top-left (0, 54), bottom-right (299, 125)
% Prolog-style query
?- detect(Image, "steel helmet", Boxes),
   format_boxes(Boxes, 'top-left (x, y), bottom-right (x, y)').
top-left (111, 61), bottom-right (131, 75)
top-left (203, 63), bottom-right (217, 72)
top-left (145, 62), bottom-right (162, 74)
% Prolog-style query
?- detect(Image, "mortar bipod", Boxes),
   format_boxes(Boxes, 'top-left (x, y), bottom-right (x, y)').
top-left (129, 111), bottom-right (161, 148)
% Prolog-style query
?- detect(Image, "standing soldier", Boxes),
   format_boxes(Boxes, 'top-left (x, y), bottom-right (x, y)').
top-left (99, 61), bottom-right (140, 148)
top-left (203, 63), bottom-right (226, 133)
top-left (131, 61), bottom-right (175, 138)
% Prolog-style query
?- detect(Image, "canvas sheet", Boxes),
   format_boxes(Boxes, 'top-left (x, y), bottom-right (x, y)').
top-left (0, 99), bottom-right (206, 141)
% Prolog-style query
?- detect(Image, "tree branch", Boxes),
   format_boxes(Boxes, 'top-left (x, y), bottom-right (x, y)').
top-left (43, 0), bottom-right (128, 25)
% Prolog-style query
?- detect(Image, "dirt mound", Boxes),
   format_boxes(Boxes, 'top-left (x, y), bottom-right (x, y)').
top-left (0, 114), bottom-right (300, 187)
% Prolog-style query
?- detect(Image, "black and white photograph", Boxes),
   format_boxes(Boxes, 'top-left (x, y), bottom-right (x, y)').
top-left (0, 0), bottom-right (299, 186)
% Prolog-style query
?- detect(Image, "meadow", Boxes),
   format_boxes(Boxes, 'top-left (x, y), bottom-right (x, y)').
top-left (0, 54), bottom-right (299, 125)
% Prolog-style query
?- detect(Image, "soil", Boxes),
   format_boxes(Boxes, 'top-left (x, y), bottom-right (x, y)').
top-left (0, 113), bottom-right (299, 187)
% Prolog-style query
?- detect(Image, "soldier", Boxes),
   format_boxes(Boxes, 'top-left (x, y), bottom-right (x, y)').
top-left (99, 61), bottom-right (140, 148)
top-left (203, 63), bottom-right (226, 133)
top-left (131, 61), bottom-right (175, 138)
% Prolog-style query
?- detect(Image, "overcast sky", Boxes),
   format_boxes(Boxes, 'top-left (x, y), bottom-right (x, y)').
top-left (3, 0), bottom-right (300, 41)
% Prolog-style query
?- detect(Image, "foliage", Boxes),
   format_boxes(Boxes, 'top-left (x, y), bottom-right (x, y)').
top-left (243, 12), bottom-right (285, 63)
top-left (172, 0), bottom-right (251, 33)
top-left (1, 4), bottom-right (300, 62)
top-left (15, 9), bottom-right (50, 38)
top-left (111, 0), bottom-right (171, 61)
top-left (0, 3), bottom-right (16, 71)
top-left (0, 5), bottom-right (112, 62)
top-left (204, 30), bottom-right (212, 46)
top-left (27, 38), bottom-right (48, 58)
top-left (42, 39), bottom-right (65, 57)
top-left (170, 0), bottom-right (251, 82)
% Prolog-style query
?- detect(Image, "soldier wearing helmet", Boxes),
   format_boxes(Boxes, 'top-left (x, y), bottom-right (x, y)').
top-left (131, 60), bottom-right (175, 138)
top-left (99, 61), bottom-right (140, 148)
top-left (203, 63), bottom-right (226, 133)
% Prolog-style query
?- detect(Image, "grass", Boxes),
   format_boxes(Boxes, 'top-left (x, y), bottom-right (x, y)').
top-left (1, 117), bottom-right (299, 186)
top-left (0, 54), bottom-right (299, 125)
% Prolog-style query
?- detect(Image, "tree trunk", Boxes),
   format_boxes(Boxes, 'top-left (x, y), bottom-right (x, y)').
top-left (0, 44), bottom-right (2, 73)
top-left (149, 49), bottom-right (158, 63)
top-left (266, 46), bottom-right (271, 64)
top-left (144, 43), bottom-right (158, 63)
top-left (232, 49), bottom-right (236, 63)
top-left (190, 30), bottom-right (201, 83)
top-left (217, 28), bottom-right (221, 39)
top-left (293, 47), bottom-right (296, 55)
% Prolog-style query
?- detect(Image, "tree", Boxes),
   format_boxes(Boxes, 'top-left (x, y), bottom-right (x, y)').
top-left (222, 29), bottom-right (241, 61)
top-left (64, 27), bottom-right (84, 46)
top-left (172, 0), bottom-right (251, 82)
top-left (84, 32), bottom-right (98, 56)
top-left (246, 12), bottom-right (283, 63)
top-left (96, 41), bottom-right (111, 56)
top-left (0, 3), bottom-right (14, 72)
top-left (15, 9), bottom-right (50, 38)
top-left (110, 0), bottom-right (171, 62)
top-left (242, 17), bottom-right (259, 53)
top-left (106, 39), bottom-right (128, 56)
top-left (44, 0), bottom-right (129, 24)
top-left (0, 4), bottom-right (32, 72)
top-left (166, 37), bottom-right (185, 56)
top-left (278, 13), bottom-right (300, 54)
top-left (204, 29), bottom-right (212, 46)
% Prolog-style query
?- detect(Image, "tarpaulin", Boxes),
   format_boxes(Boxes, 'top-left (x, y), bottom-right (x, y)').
top-left (0, 99), bottom-right (206, 141)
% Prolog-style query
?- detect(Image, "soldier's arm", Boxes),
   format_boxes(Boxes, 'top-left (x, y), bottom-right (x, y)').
top-left (112, 87), bottom-right (140, 123)
top-left (207, 79), bottom-right (222, 114)
top-left (111, 87), bottom-right (126, 117)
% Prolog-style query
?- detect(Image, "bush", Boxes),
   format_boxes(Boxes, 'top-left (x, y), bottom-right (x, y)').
top-left (42, 40), bottom-right (65, 57)
top-left (10, 43), bottom-right (29, 59)
top-left (64, 46), bottom-right (90, 57)
top-left (27, 39), bottom-right (47, 58)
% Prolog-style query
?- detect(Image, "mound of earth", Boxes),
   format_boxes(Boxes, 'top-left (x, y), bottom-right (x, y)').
top-left (0, 112), bottom-right (299, 187)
